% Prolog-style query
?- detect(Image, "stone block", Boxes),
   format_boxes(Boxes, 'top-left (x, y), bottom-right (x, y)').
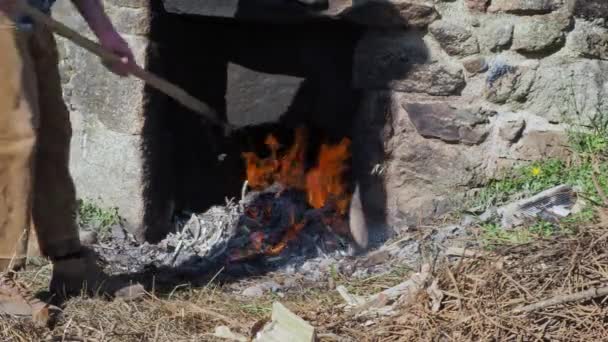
top-left (484, 59), bottom-right (538, 104)
top-left (163, 0), bottom-right (240, 17)
top-left (511, 123), bottom-right (570, 161)
top-left (68, 122), bottom-right (145, 232)
top-left (462, 56), bottom-right (488, 74)
top-left (488, 0), bottom-right (564, 14)
top-left (53, 0), bottom-right (148, 35)
top-left (52, 0), bottom-right (150, 230)
top-left (479, 21), bottom-right (514, 52)
top-left (567, 20), bottom-right (608, 60)
top-left (353, 30), bottom-right (465, 95)
top-left (465, 0), bottom-right (489, 12)
top-left (340, 0), bottom-right (439, 28)
top-left (498, 118), bottom-right (526, 143)
top-left (511, 12), bottom-right (572, 54)
top-left (162, 0), bottom-right (439, 28)
top-left (383, 94), bottom-right (486, 226)
top-left (226, 63), bottom-right (305, 126)
top-left (525, 59), bottom-right (608, 123)
top-left (429, 20), bottom-right (480, 56)
top-left (104, 2), bottom-right (150, 36)
top-left (573, 0), bottom-right (608, 24)
top-left (403, 102), bottom-right (490, 145)
top-left (57, 34), bottom-right (147, 135)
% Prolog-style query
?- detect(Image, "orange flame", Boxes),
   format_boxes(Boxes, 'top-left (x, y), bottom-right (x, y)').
top-left (305, 138), bottom-right (351, 215)
top-left (240, 126), bottom-right (351, 256)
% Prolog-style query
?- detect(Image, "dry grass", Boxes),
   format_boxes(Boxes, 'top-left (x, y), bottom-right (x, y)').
top-left (371, 209), bottom-right (608, 341)
top-left (3, 210), bottom-right (608, 341)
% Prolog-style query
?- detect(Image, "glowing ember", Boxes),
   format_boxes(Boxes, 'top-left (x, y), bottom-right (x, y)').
top-left (238, 126), bottom-right (352, 258)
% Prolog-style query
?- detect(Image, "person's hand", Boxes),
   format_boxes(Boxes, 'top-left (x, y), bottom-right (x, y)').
top-left (0, 0), bottom-right (18, 15)
top-left (98, 29), bottom-right (134, 77)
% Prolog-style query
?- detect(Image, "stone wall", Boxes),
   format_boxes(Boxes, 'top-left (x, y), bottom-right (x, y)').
top-left (52, 0), bottom-right (150, 231)
top-left (347, 0), bottom-right (608, 227)
top-left (52, 0), bottom-right (608, 235)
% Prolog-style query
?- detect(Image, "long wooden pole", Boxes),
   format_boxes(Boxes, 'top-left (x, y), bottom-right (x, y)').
top-left (17, 2), bottom-right (233, 131)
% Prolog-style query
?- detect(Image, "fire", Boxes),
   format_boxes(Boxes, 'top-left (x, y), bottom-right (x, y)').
top-left (239, 126), bottom-right (352, 258)
top-left (241, 128), bottom-right (308, 190)
top-left (305, 138), bottom-right (351, 215)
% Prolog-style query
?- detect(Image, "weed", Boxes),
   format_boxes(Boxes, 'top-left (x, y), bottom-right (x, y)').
top-left (241, 303), bottom-right (272, 316)
top-left (569, 129), bottom-right (608, 156)
top-left (76, 198), bottom-right (121, 235)
top-left (474, 158), bottom-right (608, 211)
top-left (528, 220), bottom-right (557, 237)
top-left (480, 220), bottom-right (563, 249)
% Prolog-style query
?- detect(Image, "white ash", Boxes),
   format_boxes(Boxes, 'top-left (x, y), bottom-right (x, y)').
top-left (94, 199), bottom-right (241, 274)
top-left (92, 186), bottom-right (471, 286)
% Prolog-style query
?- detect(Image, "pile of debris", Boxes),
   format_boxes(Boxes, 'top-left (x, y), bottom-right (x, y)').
top-left (94, 184), bottom-right (354, 278)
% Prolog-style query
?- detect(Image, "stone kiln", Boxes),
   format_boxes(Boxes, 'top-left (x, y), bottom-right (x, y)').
top-left (54, 0), bottom-right (608, 244)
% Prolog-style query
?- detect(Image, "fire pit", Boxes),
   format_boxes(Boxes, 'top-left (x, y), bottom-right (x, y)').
top-left (137, 3), bottom-right (387, 255)
top-left (95, 125), bottom-right (361, 278)
top-left (230, 126), bottom-right (353, 261)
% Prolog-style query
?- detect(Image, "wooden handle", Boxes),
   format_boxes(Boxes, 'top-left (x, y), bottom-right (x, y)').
top-left (18, 2), bottom-right (232, 131)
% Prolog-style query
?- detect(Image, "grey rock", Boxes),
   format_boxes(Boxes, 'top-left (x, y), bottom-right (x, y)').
top-left (462, 56), bottom-right (488, 74)
top-left (429, 21), bottom-right (480, 56)
top-left (226, 63), bottom-right (304, 126)
top-left (484, 60), bottom-right (538, 104)
top-left (163, 0), bottom-right (251, 18)
top-left (524, 59), bottom-right (608, 123)
top-left (242, 285), bottom-right (265, 298)
top-left (460, 215), bottom-right (479, 227)
top-left (79, 230), bottom-right (98, 246)
top-left (354, 31), bottom-right (466, 95)
top-left (68, 124), bottom-right (145, 233)
top-left (104, 2), bottom-right (150, 35)
top-left (379, 94), bottom-right (487, 226)
top-left (480, 22), bottom-right (514, 52)
top-left (511, 125), bottom-right (570, 161)
top-left (392, 0), bottom-right (440, 28)
top-left (341, 0), bottom-right (440, 28)
top-left (403, 102), bottom-right (490, 145)
top-left (54, 0), bottom-right (149, 232)
top-left (106, 0), bottom-right (148, 7)
top-left (511, 13), bottom-right (571, 54)
top-left (568, 21), bottom-right (608, 60)
top-left (111, 225), bottom-right (128, 241)
top-left (260, 281), bottom-right (282, 293)
top-left (488, 0), bottom-right (564, 14)
top-left (573, 0), bottom-right (608, 23)
top-left (163, 0), bottom-right (438, 28)
top-left (434, 225), bottom-right (466, 243)
top-left (58, 34), bottom-right (147, 135)
top-left (484, 62), bottom-right (518, 103)
top-left (499, 118), bottom-right (526, 142)
top-left (465, 0), bottom-right (489, 12)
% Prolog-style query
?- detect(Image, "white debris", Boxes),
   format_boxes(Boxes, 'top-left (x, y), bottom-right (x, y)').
top-left (496, 184), bottom-right (578, 229)
top-left (213, 325), bottom-right (248, 342)
top-left (254, 302), bottom-right (316, 342)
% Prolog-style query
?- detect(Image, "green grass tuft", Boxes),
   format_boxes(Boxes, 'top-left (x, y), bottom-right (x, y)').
top-left (76, 198), bottom-right (122, 236)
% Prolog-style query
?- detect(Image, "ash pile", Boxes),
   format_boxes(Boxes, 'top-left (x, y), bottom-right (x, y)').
top-left (94, 183), bottom-right (354, 277)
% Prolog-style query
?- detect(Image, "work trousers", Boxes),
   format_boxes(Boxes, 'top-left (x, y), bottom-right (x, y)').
top-left (0, 13), bottom-right (80, 271)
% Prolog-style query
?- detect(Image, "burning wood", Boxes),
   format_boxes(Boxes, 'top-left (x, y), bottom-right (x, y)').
top-left (233, 126), bottom-right (354, 262)
top-left (93, 127), bottom-right (357, 274)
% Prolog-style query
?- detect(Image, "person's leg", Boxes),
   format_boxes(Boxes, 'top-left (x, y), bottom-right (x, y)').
top-left (0, 14), bottom-right (39, 273)
top-left (28, 18), bottom-right (81, 261)
top-left (28, 25), bottom-right (144, 300)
